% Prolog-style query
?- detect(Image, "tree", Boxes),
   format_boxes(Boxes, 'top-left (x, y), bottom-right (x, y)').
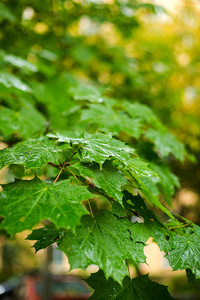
top-left (0, 1), bottom-right (199, 298)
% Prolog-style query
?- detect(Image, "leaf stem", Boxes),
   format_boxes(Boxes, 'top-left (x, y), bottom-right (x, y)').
top-left (88, 185), bottom-right (115, 203)
top-left (65, 166), bottom-right (81, 185)
top-left (169, 223), bottom-right (190, 230)
top-left (48, 162), bottom-right (71, 169)
top-left (67, 144), bottom-right (82, 162)
top-left (53, 165), bottom-right (65, 184)
top-left (87, 199), bottom-right (94, 218)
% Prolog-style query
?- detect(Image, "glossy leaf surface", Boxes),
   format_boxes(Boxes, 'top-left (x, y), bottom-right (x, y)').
top-left (130, 220), bottom-right (171, 253)
top-left (74, 160), bottom-right (129, 202)
top-left (48, 132), bottom-right (134, 166)
top-left (124, 157), bottom-right (159, 178)
top-left (81, 104), bottom-right (142, 138)
top-left (166, 225), bottom-right (200, 279)
top-left (26, 224), bottom-right (65, 252)
top-left (59, 210), bottom-right (146, 283)
top-left (0, 178), bottom-right (92, 235)
top-left (124, 167), bottom-right (175, 220)
top-left (0, 137), bottom-right (64, 170)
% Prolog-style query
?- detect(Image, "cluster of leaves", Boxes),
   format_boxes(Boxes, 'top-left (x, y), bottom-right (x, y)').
top-left (0, 0), bottom-right (199, 298)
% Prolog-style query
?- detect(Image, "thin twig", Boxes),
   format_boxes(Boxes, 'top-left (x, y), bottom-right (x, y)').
top-left (88, 185), bottom-right (115, 203)
top-left (169, 223), bottom-right (190, 230)
top-left (48, 162), bottom-right (61, 169)
top-left (65, 166), bottom-right (81, 185)
top-left (48, 161), bottom-right (71, 169)
top-left (53, 165), bottom-right (65, 184)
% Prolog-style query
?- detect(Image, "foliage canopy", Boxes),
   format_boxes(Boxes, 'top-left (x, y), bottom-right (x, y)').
top-left (0, 0), bottom-right (199, 298)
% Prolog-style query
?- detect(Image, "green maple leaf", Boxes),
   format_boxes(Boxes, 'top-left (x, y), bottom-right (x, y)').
top-left (0, 50), bottom-right (37, 72)
top-left (111, 202), bottom-right (128, 218)
top-left (122, 192), bottom-right (171, 252)
top-left (59, 210), bottom-right (146, 283)
top-left (122, 191), bottom-right (153, 220)
top-left (74, 161), bottom-right (129, 202)
top-left (124, 157), bottom-right (159, 178)
top-left (149, 163), bottom-right (180, 206)
top-left (186, 269), bottom-right (200, 289)
top-left (0, 71), bottom-right (32, 92)
top-left (144, 129), bottom-right (185, 161)
top-left (32, 76), bottom-right (80, 131)
top-left (68, 82), bottom-right (103, 102)
top-left (140, 176), bottom-right (160, 197)
top-left (123, 101), bottom-right (163, 130)
top-left (0, 102), bottom-right (46, 139)
top-left (85, 270), bottom-right (175, 299)
top-left (48, 132), bottom-right (134, 167)
top-left (0, 137), bottom-right (65, 170)
top-left (81, 104), bottom-right (142, 138)
top-left (123, 167), bottom-right (175, 220)
top-left (130, 220), bottom-right (171, 253)
top-left (0, 178), bottom-right (93, 235)
top-left (26, 224), bottom-right (65, 252)
top-left (166, 225), bottom-right (200, 279)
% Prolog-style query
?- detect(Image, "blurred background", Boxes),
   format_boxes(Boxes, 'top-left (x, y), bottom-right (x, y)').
top-left (0, 0), bottom-right (200, 299)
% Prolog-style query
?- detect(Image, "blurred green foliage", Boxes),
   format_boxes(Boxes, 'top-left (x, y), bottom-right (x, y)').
top-left (1, 0), bottom-right (199, 149)
top-left (1, 0), bottom-right (199, 185)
